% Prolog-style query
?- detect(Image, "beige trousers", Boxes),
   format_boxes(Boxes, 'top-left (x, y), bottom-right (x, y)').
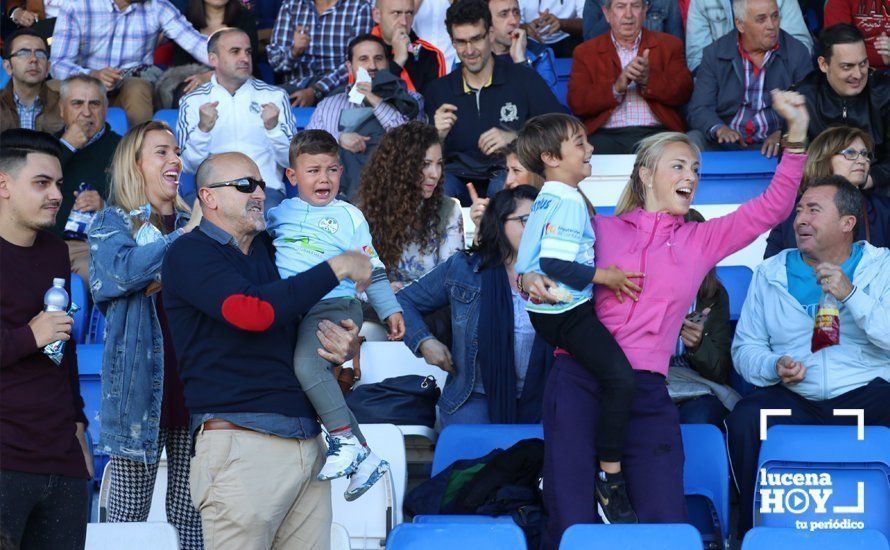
top-left (110, 77), bottom-right (154, 127)
top-left (66, 239), bottom-right (90, 282)
top-left (190, 429), bottom-right (332, 550)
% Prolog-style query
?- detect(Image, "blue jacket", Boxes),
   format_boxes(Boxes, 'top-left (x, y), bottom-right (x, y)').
top-left (88, 207), bottom-right (187, 464)
top-left (732, 242), bottom-right (890, 401)
top-left (687, 29), bottom-right (813, 138)
top-left (396, 252), bottom-right (553, 414)
top-left (685, 0), bottom-right (812, 71)
top-left (583, 0), bottom-right (683, 41)
top-left (494, 39), bottom-right (558, 95)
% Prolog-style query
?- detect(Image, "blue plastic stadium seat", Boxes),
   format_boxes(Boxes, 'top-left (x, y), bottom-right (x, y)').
top-left (106, 107), bottom-right (129, 136)
top-left (715, 265), bottom-right (754, 321)
top-left (257, 61), bottom-right (276, 85)
top-left (432, 424), bottom-right (729, 544)
top-left (431, 424), bottom-right (543, 476)
top-left (178, 172), bottom-right (197, 204)
top-left (682, 424), bottom-right (730, 543)
top-left (70, 273), bottom-right (89, 344)
top-left (87, 307), bottom-right (106, 345)
top-left (292, 106), bottom-right (315, 130)
top-left (387, 522), bottom-right (527, 550)
top-left (554, 57), bottom-right (572, 80)
top-left (414, 515), bottom-right (516, 524)
top-left (77, 343), bottom-right (103, 450)
top-left (0, 70), bottom-right (10, 89)
top-left (560, 524), bottom-right (703, 549)
top-left (152, 109), bottom-right (179, 138)
top-left (695, 151), bottom-right (778, 204)
top-left (755, 426), bottom-right (890, 540)
top-left (742, 527), bottom-right (890, 550)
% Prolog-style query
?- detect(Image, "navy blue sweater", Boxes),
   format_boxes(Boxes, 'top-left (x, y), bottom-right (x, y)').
top-left (162, 221), bottom-right (338, 419)
top-left (423, 57), bottom-right (564, 180)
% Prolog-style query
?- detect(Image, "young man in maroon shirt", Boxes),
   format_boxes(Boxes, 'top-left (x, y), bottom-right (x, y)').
top-left (0, 128), bottom-right (92, 550)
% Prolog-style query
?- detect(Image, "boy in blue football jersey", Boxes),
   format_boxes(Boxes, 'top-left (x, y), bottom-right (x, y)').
top-left (267, 130), bottom-right (403, 501)
top-left (515, 113), bottom-right (643, 524)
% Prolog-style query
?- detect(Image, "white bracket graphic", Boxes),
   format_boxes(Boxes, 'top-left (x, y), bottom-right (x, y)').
top-left (760, 409), bottom-right (792, 440)
top-left (832, 409), bottom-right (865, 441)
top-left (834, 482), bottom-right (865, 513)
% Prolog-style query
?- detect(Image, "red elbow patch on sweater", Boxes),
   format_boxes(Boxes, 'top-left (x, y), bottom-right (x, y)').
top-left (221, 295), bottom-right (275, 331)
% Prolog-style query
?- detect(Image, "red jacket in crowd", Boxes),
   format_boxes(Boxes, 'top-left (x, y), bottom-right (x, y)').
top-left (824, 0), bottom-right (890, 71)
top-left (567, 29), bottom-right (693, 135)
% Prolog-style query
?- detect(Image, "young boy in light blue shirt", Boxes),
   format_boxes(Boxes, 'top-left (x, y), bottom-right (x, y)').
top-left (267, 130), bottom-right (403, 501)
top-left (515, 113), bottom-right (643, 524)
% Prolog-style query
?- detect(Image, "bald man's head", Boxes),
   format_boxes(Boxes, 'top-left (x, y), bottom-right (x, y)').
top-left (196, 152), bottom-right (259, 194)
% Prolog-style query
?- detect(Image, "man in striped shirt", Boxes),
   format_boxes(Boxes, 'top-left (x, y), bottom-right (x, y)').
top-left (306, 34), bottom-right (424, 200)
top-left (50, 0), bottom-right (209, 127)
top-left (268, 0), bottom-right (374, 107)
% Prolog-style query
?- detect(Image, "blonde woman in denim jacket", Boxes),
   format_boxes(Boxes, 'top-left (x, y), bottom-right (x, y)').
top-left (88, 121), bottom-right (203, 549)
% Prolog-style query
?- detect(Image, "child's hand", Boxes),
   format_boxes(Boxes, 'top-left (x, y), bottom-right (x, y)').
top-left (595, 265), bottom-right (644, 303)
top-left (386, 312), bottom-right (406, 341)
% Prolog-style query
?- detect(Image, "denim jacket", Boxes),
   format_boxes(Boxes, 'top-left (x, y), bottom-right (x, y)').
top-left (87, 206), bottom-right (187, 464)
top-left (396, 252), bottom-right (483, 414)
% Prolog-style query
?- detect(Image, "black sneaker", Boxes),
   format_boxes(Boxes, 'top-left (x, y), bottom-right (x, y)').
top-left (595, 472), bottom-right (639, 524)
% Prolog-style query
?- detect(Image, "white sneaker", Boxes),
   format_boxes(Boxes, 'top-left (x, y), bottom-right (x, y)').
top-left (317, 433), bottom-right (368, 481)
top-left (344, 451), bottom-right (390, 501)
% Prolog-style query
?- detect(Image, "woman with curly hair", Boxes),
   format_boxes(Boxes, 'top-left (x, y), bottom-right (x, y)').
top-left (359, 121), bottom-right (465, 289)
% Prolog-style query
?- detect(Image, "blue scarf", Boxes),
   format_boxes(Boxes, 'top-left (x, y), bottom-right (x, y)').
top-left (477, 264), bottom-right (553, 423)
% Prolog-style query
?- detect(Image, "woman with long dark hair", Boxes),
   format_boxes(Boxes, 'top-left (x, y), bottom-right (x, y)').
top-left (359, 121), bottom-right (464, 291)
top-left (397, 185), bottom-right (554, 425)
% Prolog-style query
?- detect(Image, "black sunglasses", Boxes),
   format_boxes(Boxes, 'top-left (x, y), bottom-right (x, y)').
top-left (206, 177), bottom-right (266, 193)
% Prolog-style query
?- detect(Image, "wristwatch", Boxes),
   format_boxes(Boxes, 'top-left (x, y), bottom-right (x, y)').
top-left (312, 87), bottom-right (324, 102)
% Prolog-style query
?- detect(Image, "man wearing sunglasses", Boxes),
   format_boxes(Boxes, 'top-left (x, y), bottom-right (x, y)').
top-left (0, 29), bottom-right (62, 134)
top-left (162, 152), bottom-right (371, 549)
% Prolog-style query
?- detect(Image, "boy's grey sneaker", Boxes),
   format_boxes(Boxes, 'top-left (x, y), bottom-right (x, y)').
top-left (344, 452), bottom-right (389, 501)
top-left (317, 433), bottom-right (368, 481)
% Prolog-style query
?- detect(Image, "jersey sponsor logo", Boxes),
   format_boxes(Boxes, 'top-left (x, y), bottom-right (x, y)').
top-left (544, 222), bottom-right (582, 239)
top-left (283, 236), bottom-right (325, 256)
top-left (361, 245), bottom-right (378, 258)
top-left (318, 217), bottom-right (339, 234)
top-left (532, 199), bottom-right (553, 212)
top-left (500, 102), bottom-right (518, 123)
top-left (544, 222), bottom-right (557, 235)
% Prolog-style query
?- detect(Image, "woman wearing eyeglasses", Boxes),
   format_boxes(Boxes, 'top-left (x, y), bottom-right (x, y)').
top-left (397, 185), bottom-right (555, 426)
top-left (765, 126), bottom-right (890, 258)
top-left (88, 121), bottom-right (205, 549)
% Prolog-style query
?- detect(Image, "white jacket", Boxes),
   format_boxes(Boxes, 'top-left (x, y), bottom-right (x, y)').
top-left (733, 242), bottom-right (890, 401)
top-left (177, 76), bottom-right (295, 191)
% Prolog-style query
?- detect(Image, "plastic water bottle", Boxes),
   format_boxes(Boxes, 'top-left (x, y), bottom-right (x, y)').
top-left (42, 278), bottom-right (71, 365)
top-left (63, 183), bottom-right (96, 241)
top-left (44, 278), bottom-right (69, 312)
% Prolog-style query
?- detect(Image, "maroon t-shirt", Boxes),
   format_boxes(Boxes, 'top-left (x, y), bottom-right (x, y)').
top-left (158, 215), bottom-right (189, 428)
top-left (0, 231), bottom-right (90, 479)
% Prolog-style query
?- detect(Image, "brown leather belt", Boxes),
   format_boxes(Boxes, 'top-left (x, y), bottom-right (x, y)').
top-left (201, 419), bottom-right (252, 431)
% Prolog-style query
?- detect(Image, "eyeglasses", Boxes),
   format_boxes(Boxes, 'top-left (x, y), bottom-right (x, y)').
top-left (506, 213), bottom-right (529, 226)
top-left (836, 148), bottom-right (875, 162)
top-left (452, 31), bottom-right (489, 50)
top-left (206, 177), bottom-right (266, 193)
top-left (9, 48), bottom-right (48, 60)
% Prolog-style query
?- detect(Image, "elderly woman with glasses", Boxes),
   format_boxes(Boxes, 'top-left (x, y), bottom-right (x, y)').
top-left (765, 125), bottom-right (890, 258)
top-left (88, 121), bottom-right (205, 549)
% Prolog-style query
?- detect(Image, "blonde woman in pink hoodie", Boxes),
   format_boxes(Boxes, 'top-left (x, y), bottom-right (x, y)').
top-left (522, 90), bottom-right (810, 547)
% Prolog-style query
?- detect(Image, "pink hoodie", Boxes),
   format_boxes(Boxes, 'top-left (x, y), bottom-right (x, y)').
top-left (588, 152), bottom-right (806, 377)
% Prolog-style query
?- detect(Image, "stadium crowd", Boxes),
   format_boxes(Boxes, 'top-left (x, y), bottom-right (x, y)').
top-left (1, 0), bottom-right (889, 548)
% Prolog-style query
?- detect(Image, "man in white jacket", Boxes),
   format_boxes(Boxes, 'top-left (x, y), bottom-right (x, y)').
top-left (178, 28), bottom-right (296, 212)
top-left (727, 175), bottom-right (890, 536)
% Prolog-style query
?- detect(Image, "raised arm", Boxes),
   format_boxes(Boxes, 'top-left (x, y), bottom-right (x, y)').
top-left (697, 90), bottom-right (809, 264)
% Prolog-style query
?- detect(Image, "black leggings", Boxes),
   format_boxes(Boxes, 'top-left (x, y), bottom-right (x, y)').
top-left (530, 302), bottom-right (634, 463)
top-left (0, 470), bottom-right (88, 550)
